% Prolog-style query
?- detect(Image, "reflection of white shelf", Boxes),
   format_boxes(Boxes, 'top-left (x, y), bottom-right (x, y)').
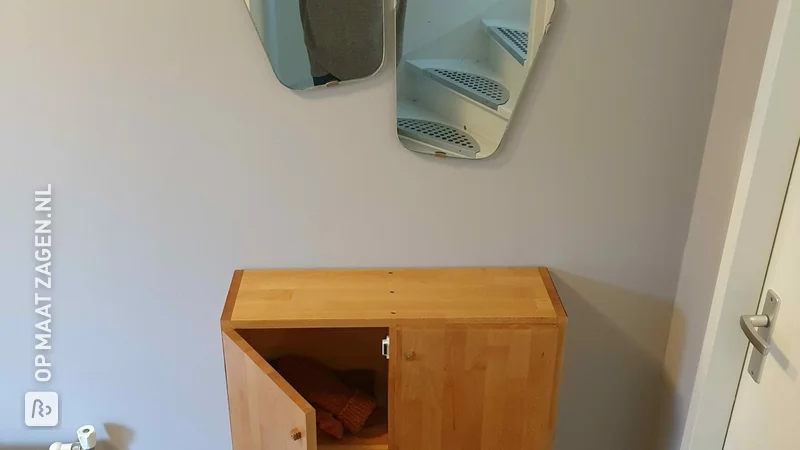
top-left (484, 24), bottom-right (528, 65)
top-left (397, 100), bottom-right (500, 159)
top-left (482, 19), bottom-right (532, 90)
top-left (406, 58), bottom-right (523, 119)
top-left (396, 0), bottom-right (536, 160)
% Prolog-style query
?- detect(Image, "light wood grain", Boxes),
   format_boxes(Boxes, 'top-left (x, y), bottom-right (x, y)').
top-left (220, 269), bottom-right (243, 324)
top-left (221, 267), bottom-right (567, 450)
top-left (538, 268), bottom-right (568, 429)
top-left (539, 268), bottom-right (568, 325)
top-left (223, 328), bottom-right (317, 450)
top-left (392, 325), bottom-right (560, 450)
top-left (387, 326), bottom-right (400, 450)
top-left (226, 268), bottom-right (558, 328)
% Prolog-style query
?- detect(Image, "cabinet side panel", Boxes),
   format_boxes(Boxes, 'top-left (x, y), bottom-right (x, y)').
top-left (549, 322), bottom-right (567, 432)
top-left (393, 325), bottom-right (560, 450)
top-left (222, 329), bottom-right (316, 450)
top-left (521, 326), bottom-right (561, 449)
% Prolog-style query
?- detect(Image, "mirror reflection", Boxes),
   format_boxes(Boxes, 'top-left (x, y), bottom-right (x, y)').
top-left (396, 0), bottom-right (555, 159)
top-left (245, 0), bottom-right (385, 89)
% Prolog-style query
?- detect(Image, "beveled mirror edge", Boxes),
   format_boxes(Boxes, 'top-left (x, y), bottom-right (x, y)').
top-left (492, 0), bottom-right (558, 159)
top-left (242, 0), bottom-right (389, 91)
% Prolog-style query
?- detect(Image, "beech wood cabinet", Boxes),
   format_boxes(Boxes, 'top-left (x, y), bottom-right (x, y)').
top-left (221, 267), bottom-right (567, 450)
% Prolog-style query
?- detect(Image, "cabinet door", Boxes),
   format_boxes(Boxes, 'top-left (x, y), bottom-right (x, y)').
top-left (392, 325), bottom-right (561, 450)
top-left (222, 328), bottom-right (317, 450)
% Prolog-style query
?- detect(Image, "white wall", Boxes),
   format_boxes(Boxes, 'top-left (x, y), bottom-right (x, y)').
top-left (0, 0), bottom-right (730, 449)
top-left (661, 1), bottom-right (779, 448)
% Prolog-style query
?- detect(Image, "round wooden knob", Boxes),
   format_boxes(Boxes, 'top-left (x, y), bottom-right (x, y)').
top-left (290, 428), bottom-right (302, 441)
top-left (404, 351), bottom-right (416, 361)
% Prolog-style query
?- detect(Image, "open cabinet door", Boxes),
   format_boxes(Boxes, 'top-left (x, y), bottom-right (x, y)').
top-left (222, 328), bottom-right (317, 450)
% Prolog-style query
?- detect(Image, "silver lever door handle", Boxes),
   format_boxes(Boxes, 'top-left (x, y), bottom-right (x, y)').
top-left (740, 315), bottom-right (771, 355)
top-left (740, 290), bottom-right (780, 383)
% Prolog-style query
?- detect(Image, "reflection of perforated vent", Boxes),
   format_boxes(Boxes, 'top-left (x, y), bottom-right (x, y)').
top-left (397, 118), bottom-right (480, 157)
top-left (488, 26), bottom-right (529, 65)
top-left (423, 69), bottom-right (509, 110)
top-left (499, 27), bottom-right (528, 57)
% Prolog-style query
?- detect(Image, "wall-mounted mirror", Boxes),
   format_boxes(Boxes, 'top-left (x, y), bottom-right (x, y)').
top-left (396, 0), bottom-right (555, 159)
top-left (245, 0), bottom-right (385, 89)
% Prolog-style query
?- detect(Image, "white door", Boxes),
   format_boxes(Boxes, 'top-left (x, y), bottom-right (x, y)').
top-left (675, 1), bottom-right (800, 448)
top-left (723, 57), bottom-right (800, 450)
top-left (724, 3), bottom-right (800, 447)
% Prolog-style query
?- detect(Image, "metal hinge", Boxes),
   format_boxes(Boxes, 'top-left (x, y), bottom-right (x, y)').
top-left (381, 336), bottom-right (390, 359)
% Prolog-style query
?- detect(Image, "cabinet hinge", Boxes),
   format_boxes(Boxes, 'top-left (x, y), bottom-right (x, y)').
top-left (381, 336), bottom-right (390, 359)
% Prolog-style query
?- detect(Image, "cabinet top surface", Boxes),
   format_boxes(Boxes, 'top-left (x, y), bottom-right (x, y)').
top-left (221, 267), bottom-right (566, 328)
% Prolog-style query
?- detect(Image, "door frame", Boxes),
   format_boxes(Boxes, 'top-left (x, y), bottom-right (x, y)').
top-left (679, 1), bottom-right (800, 449)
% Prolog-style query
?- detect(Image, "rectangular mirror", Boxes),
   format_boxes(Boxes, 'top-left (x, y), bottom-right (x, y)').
top-left (245, 0), bottom-right (386, 90)
top-left (396, 0), bottom-right (555, 159)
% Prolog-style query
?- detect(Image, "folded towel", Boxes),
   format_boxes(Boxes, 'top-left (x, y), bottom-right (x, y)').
top-left (315, 407), bottom-right (344, 439)
top-left (275, 356), bottom-right (377, 434)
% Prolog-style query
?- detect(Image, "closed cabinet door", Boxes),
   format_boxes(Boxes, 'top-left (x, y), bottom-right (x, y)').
top-left (391, 325), bottom-right (562, 450)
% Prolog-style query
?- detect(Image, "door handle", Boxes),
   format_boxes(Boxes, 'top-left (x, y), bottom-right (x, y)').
top-left (740, 289), bottom-right (781, 383)
top-left (739, 315), bottom-right (771, 355)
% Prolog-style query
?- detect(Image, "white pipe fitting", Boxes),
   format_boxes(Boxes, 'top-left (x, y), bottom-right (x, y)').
top-left (48, 424), bottom-right (96, 450)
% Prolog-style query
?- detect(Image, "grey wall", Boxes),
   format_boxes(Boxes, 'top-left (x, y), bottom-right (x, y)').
top-left (0, 0), bottom-right (730, 448)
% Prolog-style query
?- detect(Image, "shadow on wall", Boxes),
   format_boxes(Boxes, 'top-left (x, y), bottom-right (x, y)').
top-left (551, 270), bottom-right (680, 450)
top-left (1, 423), bottom-right (133, 450)
top-left (659, 305), bottom-right (686, 450)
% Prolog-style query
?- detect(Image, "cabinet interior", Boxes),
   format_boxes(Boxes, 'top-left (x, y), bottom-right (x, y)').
top-left (238, 327), bottom-right (390, 450)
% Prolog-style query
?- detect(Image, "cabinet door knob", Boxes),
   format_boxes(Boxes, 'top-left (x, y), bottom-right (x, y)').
top-left (404, 351), bottom-right (416, 361)
top-left (290, 428), bottom-right (302, 441)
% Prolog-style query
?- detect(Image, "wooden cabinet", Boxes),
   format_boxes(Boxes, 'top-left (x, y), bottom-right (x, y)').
top-left (221, 268), bottom-right (567, 450)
